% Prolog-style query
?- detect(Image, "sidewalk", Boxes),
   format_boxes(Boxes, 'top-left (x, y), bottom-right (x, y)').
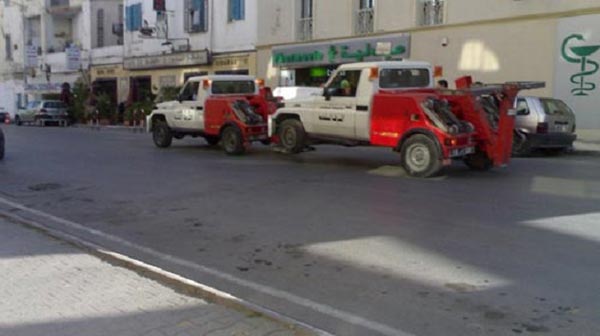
top-left (575, 129), bottom-right (600, 152)
top-left (0, 219), bottom-right (301, 336)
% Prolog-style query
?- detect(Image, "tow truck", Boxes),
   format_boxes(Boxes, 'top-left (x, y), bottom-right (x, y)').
top-left (147, 75), bottom-right (279, 155)
top-left (269, 61), bottom-right (544, 177)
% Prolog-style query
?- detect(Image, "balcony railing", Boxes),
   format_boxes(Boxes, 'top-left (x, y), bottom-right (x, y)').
top-left (297, 17), bottom-right (313, 42)
top-left (355, 8), bottom-right (374, 35)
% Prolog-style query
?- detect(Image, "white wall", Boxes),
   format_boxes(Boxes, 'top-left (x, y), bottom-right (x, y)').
top-left (212, 0), bottom-right (257, 53)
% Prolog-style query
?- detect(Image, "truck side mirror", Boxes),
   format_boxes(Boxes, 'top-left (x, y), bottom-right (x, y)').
top-left (324, 87), bottom-right (336, 101)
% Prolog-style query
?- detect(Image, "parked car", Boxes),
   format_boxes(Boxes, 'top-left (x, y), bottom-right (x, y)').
top-left (15, 100), bottom-right (69, 127)
top-left (0, 127), bottom-right (4, 160)
top-left (513, 96), bottom-right (577, 155)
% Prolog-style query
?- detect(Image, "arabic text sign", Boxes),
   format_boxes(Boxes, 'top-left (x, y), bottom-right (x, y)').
top-left (123, 50), bottom-right (210, 70)
top-left (272, 33), bottom-right (410, 68)
top-left (66, 46), bottom-right (81, 70)
top-left (25, 45), bottom-right (38, 68)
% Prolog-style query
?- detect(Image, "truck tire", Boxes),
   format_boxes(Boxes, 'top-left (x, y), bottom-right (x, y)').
top-left (400, 134), bottom-right (442, 178)
top-left (204, 135), bottom-right (220, 146)
top-left (464, 150), bottom-right (493, 171)
top-left (221, 126), bottom-right (245, 155)
top-left (278, 119), bottom-right (306, 154)
top-left (153, 120), bottom-right (173, 148)
top-left (512, 131), bottom-right (531, 157)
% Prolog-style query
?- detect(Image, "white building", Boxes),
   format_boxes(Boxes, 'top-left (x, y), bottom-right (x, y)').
top-left (0, 0), bottom-right (123, 118)
top-left (257, 0), bottom-right (600, 129)
top-left (92, 0), bottom-right (258, 105)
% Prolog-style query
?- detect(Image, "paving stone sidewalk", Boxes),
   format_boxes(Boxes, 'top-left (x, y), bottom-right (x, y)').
top-left (0, 219), bottom-right (298, 336)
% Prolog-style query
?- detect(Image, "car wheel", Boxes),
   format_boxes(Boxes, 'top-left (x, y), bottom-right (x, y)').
top-left (152, 120), bottom-right (173, 148)
top-left (0, 129), bottom-right (4, 160)
top-left (278, 119), bottom-right (306, 154)
top-left (400, 134), bottom-right (443, 178)
top-left (512, 131), bottom-right (531, 157)
top-left (221, 126), bottom-right (245, 155)
top-left (15, 116), bottom-right (22, 126)
top-left (204, 135), bottom-right (220, 146)
top-left (464, 150), bottom-right (493, 171)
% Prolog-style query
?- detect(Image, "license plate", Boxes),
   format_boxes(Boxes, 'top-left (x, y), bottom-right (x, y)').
top-left (451, 147), bottom-right (475, 157)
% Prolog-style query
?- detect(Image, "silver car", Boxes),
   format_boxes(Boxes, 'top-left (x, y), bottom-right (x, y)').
top-left (513, 96), bottom-right (577, 155)
top-left (15, 100), bottom-right (69, 127)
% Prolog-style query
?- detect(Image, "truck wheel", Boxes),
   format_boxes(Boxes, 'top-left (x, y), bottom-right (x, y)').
top-left (464, 150), bottom-right (493, 171)
top-left (221, 126), bottom-right (245, 155)
top-left (278, 119), bottom-right (306, 154)
top-left (153, 120), bottom-right (173, 148)
top-left (512, 131), bottom-right (531, 157)
top-left (204, 135), bottom-right (220, 146)
top-left (173, 134), bottom-right (185, 140)
top-left (400, 134), bottom-right (442, 178)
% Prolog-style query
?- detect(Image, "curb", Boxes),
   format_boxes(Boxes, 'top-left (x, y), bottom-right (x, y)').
top-left (0, 210), bottom-right (327, 336)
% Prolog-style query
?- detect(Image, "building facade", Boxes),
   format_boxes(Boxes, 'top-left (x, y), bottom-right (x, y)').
top-left (256, 0), bottom-right (600, 128)
top-left (0, 0), bottom-right (123, 118)
top-left (91, 0), bottom-right (258, 105)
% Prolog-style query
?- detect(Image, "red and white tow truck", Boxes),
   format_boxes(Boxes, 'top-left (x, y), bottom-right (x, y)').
top-left (269, 61), bottom-right (544, 177)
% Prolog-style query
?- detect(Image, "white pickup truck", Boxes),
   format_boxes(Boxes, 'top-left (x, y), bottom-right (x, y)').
top-left (269, 60), bottom-right (434, 149)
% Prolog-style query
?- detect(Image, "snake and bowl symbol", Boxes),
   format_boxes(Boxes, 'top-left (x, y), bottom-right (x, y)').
top-left (562, 34), bottom-right (600, 96)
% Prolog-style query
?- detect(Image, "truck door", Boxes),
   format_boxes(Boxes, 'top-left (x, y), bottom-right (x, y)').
top-left (316, 70), bottom-right (362, 139)
top-left (174, 80), bottom-right (204, 130)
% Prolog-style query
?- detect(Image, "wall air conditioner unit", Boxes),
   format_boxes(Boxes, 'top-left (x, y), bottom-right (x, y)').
top-left (112, 23), bottom-right (124, 36)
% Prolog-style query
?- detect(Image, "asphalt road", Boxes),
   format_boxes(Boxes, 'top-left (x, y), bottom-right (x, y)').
top-left (1, 125), bottom-right (600, 336)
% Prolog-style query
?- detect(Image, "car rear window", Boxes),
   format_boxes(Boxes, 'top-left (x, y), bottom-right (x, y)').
top-left (26, 101), bottom-right (41, 109)
top-left (540, 99), bottom-right (572, 116)
top-left (379, 68), bottom-right (430, 88)
top-left (43, 102), bottom-right (66, 108)
top-left (211, 81), bottom-right (256, 95)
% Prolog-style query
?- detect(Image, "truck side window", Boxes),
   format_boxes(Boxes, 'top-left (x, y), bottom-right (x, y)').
top-left (327, 70), bottom-right (361, 97)
top-left (180, 81), bottom-right (200, 101)
top-left (516, 98), bottom-right (529, 115)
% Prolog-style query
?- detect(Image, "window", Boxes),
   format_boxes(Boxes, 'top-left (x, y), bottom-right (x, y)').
top-left (180, 81), bottom-right (200, 101)
top-left (228, 0), bottom-right (245, 21)
top-left (419, 0), bottom-right (444, 26)
top-left (97, 9), bottom-right (105, 48)
top-left (4, 35), bottom-right (12, 60)
top-left (300, 0), bottom-right (312, 18)
top-left (125, 3), bottom-right (142, 31)
top-left (211, 81), bottom-right (255, 95)
top-left (297, 0), bottom-right (313, 41)
top-left (117, 4), bottom-right (124, 45)
top-left (379, 68), bottom-right (430, 88)
top-left (185, 0), bottom-right (208, 33)
top-left (516, 99), bottom-right (529, 116)
top-left (355, 0), bottom-right (374, 34)
top-left (327, 70), bottom-right (362, 97)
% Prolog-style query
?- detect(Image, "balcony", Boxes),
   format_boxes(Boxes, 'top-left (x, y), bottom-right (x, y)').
top-left (47, 0), bottom-right (82, 16)
top-left (355, 8), bottom-right (374, 35)
top-left (297, 17), bottom-right (313, 42)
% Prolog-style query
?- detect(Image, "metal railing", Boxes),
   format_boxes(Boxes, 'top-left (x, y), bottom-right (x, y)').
top-left (355, 8), bottom-right (374, 35)
top-left (297, 17), bottom-right (313, 42)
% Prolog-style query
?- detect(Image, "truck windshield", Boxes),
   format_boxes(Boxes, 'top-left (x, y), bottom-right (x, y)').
top-left (379, 68), bottom-right (430, 88)
top-left (212, 81), bottom-right (256, 95)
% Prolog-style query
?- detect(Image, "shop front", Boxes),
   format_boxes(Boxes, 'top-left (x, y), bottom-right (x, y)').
top-left (269, 33), bottom-right (411, 87)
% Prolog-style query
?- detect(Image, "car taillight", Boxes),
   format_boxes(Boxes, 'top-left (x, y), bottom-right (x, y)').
top-left (536, 122), bottom-right (549, 134)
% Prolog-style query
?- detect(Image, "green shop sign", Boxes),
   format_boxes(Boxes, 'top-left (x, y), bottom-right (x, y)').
top-left (273, 33), bottom-right (410, 67)
top-left (561, 33), bottom-right (600, 96)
